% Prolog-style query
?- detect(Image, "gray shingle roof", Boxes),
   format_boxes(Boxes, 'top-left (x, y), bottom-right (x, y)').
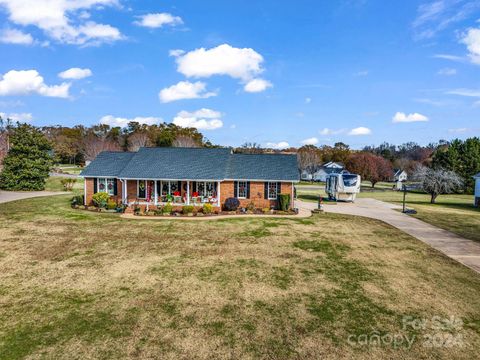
top-left (80, 151), bottom-right (134, 177)
top-left (226, 153), bottom-right (299, 181)
top-left (81, 147), bottom-right (299, 181)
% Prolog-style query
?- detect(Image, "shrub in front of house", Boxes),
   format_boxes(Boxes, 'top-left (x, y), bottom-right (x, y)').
top-left (182, 205), bottom-right (195, 215)
top-left (106, 200), bottom-right (117, 210)
top-left (203, 203), bottom-right (213, 214)
top-left (70, 195), bottom-right (84, 207)
top-left (162, 203), bottom-right (173, 215)
top-left (277, 194), bottom-right (291, 211)
top-left (92, 192), bottom-right (110, 208)
top-left (224, 197), bottom-right (240, 211)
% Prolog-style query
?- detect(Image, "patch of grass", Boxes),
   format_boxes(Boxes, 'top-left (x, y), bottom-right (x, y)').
top-left (0, 195), bottom-right (480, 358)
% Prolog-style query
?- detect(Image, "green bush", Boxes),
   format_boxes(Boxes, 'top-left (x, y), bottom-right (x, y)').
top-left (61, 178), bottom-right (77, 191)
top-left (0, 124), bottom-right (53, 190)
top-left (70, 195), bottom-right (84, 207)
top-left (106, 199), bottom-right (117, 210)
top-left (182, 205), bottom-right (195, 214)
top-left (162, 203), bottom-right (173, 214)
top-left (277, 194), bottom-right (291, 211)
top-left (203, 203), bottom-right (213, 214)
top-left (246, 202), bottom-right (255, 212)
top-left (92, 192), bottom-right (110, 208)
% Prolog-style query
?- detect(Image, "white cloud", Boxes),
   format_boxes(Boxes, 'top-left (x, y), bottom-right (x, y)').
top-left (134, 13), bottom-right (183, 28)
top-left (0, 0), bottom-right (123, 46)
top-left (305, 97), bottom-right (311, 104)
top-left (437, 67), bottom-right (457, 75)
top-left (176, 44), bottom-right (264, 80)
top-left (446, 88), bottom-right (480, 97)
top-left (392, 112), bottom-right (429, 123)
top-left (0, 28), bottom-right (33, 44)
top-left (0, 111), bottom-right (32, 122)
top-left (348, 127), bottom-right (371, 136)
top-left (100, 115), bottom-right (162, 127)
top-left (266, 141), bottom-right (289, 149)
top-left (354, 70), bottom-right (369, 76)
top-left (461, 27), bottom-right (480, 64)
top-left (159, 81), bottom-right (217, 103)
top-left (412, 0), bottom-right (480, 40)
top-left (172, 108), bottom-right (223, 130)
top-left (243, 78), bottom-right (272, 93)
top-left (448, 127), bottom-right (469, 133)
top-left (58, 67), bottom-right (92, 80)
top-left (433, 54), bottom-right (465, 62)
top-left (319, 128), bottom-right (345, 136)
top-left (0, 69), bottom-right (70, 98)
top-left (300, 137), bottom-right (319, 145)
top-left (169, 49), bottom-right (185, 57)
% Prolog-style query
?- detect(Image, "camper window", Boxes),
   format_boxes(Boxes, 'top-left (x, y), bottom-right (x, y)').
top-left (342, 175), bottom-right (358, 187)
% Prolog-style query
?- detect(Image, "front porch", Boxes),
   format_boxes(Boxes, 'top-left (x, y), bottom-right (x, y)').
top-left (121, 179), bottom-right (222, 207)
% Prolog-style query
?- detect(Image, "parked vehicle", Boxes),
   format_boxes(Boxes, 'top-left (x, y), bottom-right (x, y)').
top-left (325, 173), bottom-right (361, 202)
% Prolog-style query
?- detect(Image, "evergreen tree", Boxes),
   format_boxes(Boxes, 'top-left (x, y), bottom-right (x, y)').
top-left (0, 124), bottom-right (53, 190)
top-left (432, 137), bottom-right (480, 193)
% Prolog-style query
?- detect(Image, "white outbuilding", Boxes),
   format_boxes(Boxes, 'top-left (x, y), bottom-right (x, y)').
top-left (474, 173), bottom-right (480, 207)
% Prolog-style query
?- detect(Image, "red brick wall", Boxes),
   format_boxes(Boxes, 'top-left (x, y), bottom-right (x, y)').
top-left (220, 181), bottom-right (293, 209)
top-left (85, 179), bottom-right (294, 209)
top-left (84, 178), bottom-right (124, 205)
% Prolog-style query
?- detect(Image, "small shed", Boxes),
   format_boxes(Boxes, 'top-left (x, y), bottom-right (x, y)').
top-left (474, 173), bottom-right (480, 207)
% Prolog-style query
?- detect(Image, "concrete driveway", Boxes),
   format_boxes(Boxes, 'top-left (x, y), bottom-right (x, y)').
top-left (296, 198), bottom-right (480, 274)
top-left (0, 190), bottom-right (68, 204)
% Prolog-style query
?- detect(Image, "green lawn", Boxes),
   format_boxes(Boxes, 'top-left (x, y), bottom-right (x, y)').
top-left (296, 184), bottom-right (480, 242)
top-left (0, 195), bottom-right (479, 359)
top-left (44, 176), bottom-right (83, 192)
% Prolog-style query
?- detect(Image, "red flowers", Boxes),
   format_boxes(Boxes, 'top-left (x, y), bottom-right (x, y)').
top-left (173, 191), bottom-right (180, 196)
top-left (192, 192), bottom-right (199, 197)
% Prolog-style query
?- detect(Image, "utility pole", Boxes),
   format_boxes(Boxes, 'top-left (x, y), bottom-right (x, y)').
top-left (402, 182), bottom-right (407, 213)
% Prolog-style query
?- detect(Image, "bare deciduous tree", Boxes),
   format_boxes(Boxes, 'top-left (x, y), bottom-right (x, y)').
top-left (297, 145), bottom-right (321, 180)
top-left (83, 133), bottom-right (121, 161)
top-left (127, 132), bottom-right (152, 151)
top-left (172, 135), bottom-right (200, 148)
top-left (413, 165), bottom-right (463, 203)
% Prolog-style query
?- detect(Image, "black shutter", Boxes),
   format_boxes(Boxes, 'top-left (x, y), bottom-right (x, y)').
top-left (277, 182), bottom-right (282, 196)
top-left (233, 181), bottom-right (238, 197)
top-left (193, 181), bottom-right (197, 192)
top-left (264, 182), bottom-right (268, 199)
top-left (178, 181), bottom-right (182, 192)
top-left (93, 178), bottom-right (97, 193)
top-left (246, 182), bottom-right (250, 199)
top-left (113, 179), bottom-right (118, 196)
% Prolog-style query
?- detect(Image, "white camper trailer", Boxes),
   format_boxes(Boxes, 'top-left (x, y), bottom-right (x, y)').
top-left (325, 173), bottom-right (361, 202)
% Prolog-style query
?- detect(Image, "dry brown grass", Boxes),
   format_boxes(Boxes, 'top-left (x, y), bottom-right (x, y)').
top-left (0, 195), bottom-right (479, 359)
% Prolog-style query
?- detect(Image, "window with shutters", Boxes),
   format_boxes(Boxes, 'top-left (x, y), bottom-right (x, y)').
top-left (98, 178), bottom-right (115, 195)
top-left (267, 182), bottom-right (278, 199)
top-left (237, 181), bottom-right (248, 198)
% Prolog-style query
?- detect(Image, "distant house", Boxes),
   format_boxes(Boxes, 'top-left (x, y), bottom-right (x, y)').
top-left (301, 161), bottom-right (347, 182)
top-left (392, 169), bottom-right (408, 182)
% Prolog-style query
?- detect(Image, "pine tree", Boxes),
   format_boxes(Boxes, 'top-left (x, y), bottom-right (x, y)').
top-left (0, 124), bottom-right (53, 190)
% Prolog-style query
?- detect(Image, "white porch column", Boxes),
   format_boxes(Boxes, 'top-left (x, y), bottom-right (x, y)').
top-left (186, 181), bottom-right (190, 205)
top-left (154, 180), bottom-right (158, 205)
top-left (123, 179), bottom-right (127, 204)
top-left (217, 181), bottom-right (221, 207)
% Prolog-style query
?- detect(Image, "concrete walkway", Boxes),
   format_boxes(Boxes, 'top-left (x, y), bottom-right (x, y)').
top-left (296, 198), bottom-right (480, 274)
top-left (0, 190), bottom-right (69, 204)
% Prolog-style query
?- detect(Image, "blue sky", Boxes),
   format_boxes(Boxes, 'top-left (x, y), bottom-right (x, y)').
top-left (0, 0), bottom-right (479, 149)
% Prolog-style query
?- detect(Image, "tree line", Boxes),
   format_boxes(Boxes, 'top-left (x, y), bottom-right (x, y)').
top-left (295, 139), bottom-right (480, 194)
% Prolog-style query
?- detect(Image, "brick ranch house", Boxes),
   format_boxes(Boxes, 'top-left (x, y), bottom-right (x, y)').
top-left (80, 147), bottom-right (299, 210)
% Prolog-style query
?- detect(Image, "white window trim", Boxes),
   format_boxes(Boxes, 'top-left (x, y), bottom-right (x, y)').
top-left (237, 181), bottom-right (248, 199)
top-left (97, 177), bottom-right (115, 196)
top-left (267, 181), bottom-right (278, 200)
